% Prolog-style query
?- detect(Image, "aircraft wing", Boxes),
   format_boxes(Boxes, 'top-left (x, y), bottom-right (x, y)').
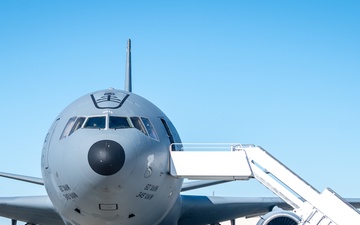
top-left (178, 195), bottom-right (360, 225)
top-left (178, 195), bottom-right (289, 224)
top-left (0, 195), bottom-right (64, 224)
top-left (0, 172), bottom-right (44, 185)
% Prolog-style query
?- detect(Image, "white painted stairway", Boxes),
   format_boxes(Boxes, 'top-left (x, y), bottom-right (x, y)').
top-left (169, 144), bottom-right (360, 225)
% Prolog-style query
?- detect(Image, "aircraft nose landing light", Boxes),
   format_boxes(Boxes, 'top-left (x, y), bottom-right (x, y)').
top-left (88, 140), bottom-right (125, 176)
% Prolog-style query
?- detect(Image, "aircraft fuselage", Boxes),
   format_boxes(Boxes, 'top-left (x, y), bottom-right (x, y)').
top-left (41, 89), bottom-right (183, 225)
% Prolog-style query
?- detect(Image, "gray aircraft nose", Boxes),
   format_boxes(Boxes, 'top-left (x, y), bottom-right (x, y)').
top-left (88, 140), bottom-right (126, 176)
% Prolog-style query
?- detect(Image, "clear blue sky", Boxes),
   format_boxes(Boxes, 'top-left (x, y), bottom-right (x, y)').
top-left (1, 1), bottom-right (360, 223)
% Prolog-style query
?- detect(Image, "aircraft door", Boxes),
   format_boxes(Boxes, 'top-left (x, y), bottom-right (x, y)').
top-left (160, 118), bottom-right (182, 151)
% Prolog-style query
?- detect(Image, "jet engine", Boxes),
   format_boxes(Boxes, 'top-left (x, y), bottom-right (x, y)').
top-left (256, 208), bottom-right (301, 225)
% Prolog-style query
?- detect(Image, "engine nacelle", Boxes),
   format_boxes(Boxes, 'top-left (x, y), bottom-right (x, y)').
top-left (257, 209), bottom-right (301, 225)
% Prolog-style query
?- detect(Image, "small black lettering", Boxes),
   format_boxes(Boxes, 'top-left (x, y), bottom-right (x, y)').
top-left (136, 192), bottom-right (154, 200)
top-left (59, 184), bottom-right (71, 192)
top-left (144, 194), bottom-right (154, 200)
top-left (144, 184), bottom-right (159, 192)
top-left (63, 192), bottom-right (78, 200)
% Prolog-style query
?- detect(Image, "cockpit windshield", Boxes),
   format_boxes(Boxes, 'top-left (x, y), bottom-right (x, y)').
top-left (109, 116), bottom-right (131, 129)
top-left (83, 116), bottom-right (106, 129)
top-left (60, 115), bottom-right (158, 141)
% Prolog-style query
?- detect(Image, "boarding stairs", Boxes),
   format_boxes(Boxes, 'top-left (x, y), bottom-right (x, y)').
top-left (169, 144), bottom-right (360, 225)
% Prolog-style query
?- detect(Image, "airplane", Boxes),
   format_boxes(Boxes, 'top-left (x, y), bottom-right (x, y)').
top-left (0, 39), bottom-right (359, 225)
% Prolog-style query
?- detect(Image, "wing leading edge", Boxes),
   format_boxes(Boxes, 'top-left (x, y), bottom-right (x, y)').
top-left (0, 172), bottom-right (226, 191)
top-left (0, 172), bottom-right (44, 185)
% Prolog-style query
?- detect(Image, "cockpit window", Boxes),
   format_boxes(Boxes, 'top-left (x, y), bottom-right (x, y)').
top-left (109, 116), bottom-right (131, 129)
top-left (70, 117), bottom-right (85, 135)
top-left (141, 117), bottom-right (158, 140)
top-left (160, 118), bottom-right (182, 151)
top-left (60, 117), bottom-right (77, 139)
top-left (131, 117), bottom-right (147, 135)
top-left (60, 117), bottom-right (86, 139)
top-left (83, 116), bottom-right (106, 129)
top-left (130, 117), bottom-right (158, 140)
